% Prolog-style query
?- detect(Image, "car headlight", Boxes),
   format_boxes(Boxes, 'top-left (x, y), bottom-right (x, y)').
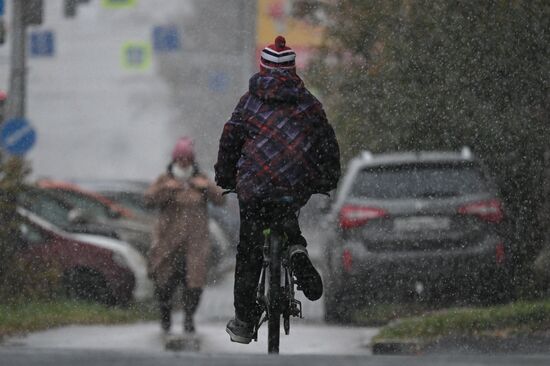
top-left (112, 252), bottom-right (130, 270)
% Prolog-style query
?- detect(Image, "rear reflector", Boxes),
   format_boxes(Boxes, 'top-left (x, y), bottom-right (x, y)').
top-left (458, 199), bottom-right (503, 223)
top-left (496, 242), bottom-right (505, 265)
top-left (342, 249), bottom-right (353, 273)
top-left (339, 205), bottom-right (388, 229)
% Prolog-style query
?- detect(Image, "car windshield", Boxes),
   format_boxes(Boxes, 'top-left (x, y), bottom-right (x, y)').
top-left (102, 192), bottom-right (154, 216)
top-left (350, 163), bottom-right (489, 199)
top-left (49, 189), bottom-right (112, 219)
top-left (18, 190), bottom-right (73, 229)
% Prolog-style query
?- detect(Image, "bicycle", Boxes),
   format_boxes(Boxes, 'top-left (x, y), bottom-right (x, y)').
top-left (254, 198), bottom-right (304, 354)
top-left (225, 192), bottom-right (303, 354)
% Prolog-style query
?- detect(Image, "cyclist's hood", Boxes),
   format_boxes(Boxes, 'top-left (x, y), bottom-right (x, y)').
top-left (249, 69), bottom-right (306, 103)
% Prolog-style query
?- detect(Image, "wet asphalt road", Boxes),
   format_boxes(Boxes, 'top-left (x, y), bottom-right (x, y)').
top-left (3, 272), bottom-right (550, 365)
top-left (2, 348), bottom-right (550, 366)
top-left (2, 229), bottom-right (550, 365)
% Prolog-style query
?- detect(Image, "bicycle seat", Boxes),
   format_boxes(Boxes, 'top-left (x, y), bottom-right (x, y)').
top-left (273, 196), bottom-right (295, 205)
top-left (261, 196), bottom-right (296, 211)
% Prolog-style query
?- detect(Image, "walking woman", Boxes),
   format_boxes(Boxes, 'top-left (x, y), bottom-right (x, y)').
top-left (145, 137), bottom-right (224, 334)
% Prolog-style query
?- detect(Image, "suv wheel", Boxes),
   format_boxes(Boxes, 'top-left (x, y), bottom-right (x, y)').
top-left (480, 268), bottom-right (512, 305)
top-left (63, 268), bottom-right (114, 305)
top-left (324, 281), bottom-right (356, 324)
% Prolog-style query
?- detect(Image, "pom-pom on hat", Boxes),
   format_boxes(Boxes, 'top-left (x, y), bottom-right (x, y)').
top-left (171, 136), bottom-right (195, 162)
top-left (260, 36), bottom-right (296, 71)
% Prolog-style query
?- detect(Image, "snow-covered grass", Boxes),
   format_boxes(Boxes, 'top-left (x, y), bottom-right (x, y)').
top-left (373, 300), bottom-right (550, 342)
top-left (0, 300), bottom-right (157, 339)
top-left (353, 302), bottom-right (434, 326)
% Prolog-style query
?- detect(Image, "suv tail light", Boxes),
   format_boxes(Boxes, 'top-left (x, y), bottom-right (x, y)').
top-left (339, 205), bottom-right (388, 229)
top-left (458, 199), bottom-right (503, 223)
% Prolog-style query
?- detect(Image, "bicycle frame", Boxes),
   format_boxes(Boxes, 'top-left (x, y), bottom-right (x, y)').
top-left (221, 191), bottom-right (304, 354)
top-left (253, 224), bottom-right (303, 354)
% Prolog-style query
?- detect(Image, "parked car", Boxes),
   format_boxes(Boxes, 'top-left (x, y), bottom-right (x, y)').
top-left (36, 180), bottom-right (153, 255)
top-left (68, 178), bottom-right (240, 275)
top-left (16, 207), bottom-right (153, 305)
top-left (37, 179), bottom-right (135, 218)
top-left (68, 178), bottom-right (154, 219)
top-left (17, 186), bottom-right (120, 239)
top-left (28, 181), bottom-right (233, 282)
top-left (71, 177), bottom-right (241, 247)
top-left (321, 148), bottom-right (511, 322)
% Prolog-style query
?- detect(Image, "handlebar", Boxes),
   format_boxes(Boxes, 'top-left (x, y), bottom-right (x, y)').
top-left (222, 190), bottom-right (330, 198)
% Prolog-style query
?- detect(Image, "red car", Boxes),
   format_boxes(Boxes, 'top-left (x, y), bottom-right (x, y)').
top-left (35, 179), bottom-right (154, 255)
top-left (16, 208), bottom-right (137, 305)
top-left (36, 179), bottom-right (135, 219)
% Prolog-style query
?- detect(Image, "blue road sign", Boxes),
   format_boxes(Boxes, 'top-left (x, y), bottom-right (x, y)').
top-left (0, 0), bottom-right (4, 16)
top-left (153, 25), bottom-right (181, 53)
top-left (0, 118), bottom-right (37, 156)
top-left (30, 30), bottom-right (55, 57)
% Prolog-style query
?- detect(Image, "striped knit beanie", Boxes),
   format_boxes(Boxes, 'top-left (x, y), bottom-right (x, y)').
top-left (260, 36), bottom-right (296, 71)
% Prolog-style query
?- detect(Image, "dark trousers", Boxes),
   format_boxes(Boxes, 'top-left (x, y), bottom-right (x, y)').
top-left (234, 200), bottom-right (307, 323)
top-left (155, 263), bottom-right (202, 331)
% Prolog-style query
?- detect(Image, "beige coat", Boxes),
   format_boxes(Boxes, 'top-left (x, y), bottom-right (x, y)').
top-left (145, 173), bottom-right (224, 289)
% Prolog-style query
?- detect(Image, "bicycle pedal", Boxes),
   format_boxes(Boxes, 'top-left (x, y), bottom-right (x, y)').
top-left (252, 323), bottom-right (261, 342)
top-left (291, 299), bottom-right (303, 318)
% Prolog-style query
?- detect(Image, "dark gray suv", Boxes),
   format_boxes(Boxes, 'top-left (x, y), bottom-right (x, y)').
top-left (322, 149), bottom-right (510, 322)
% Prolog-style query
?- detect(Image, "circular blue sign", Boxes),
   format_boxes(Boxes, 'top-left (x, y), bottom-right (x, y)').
top-left (0, 118), bottom-right (37, 156)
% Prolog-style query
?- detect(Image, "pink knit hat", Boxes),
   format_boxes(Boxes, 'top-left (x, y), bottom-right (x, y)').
top-left (171, 137), bottom-right (195, 162)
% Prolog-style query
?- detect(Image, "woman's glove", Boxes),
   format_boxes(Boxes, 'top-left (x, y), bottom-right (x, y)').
top-left (189, 176), bottom-right (209, 191)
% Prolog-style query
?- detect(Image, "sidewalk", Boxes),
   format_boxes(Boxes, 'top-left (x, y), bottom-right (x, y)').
top-left (2, 272), bottom-right (377, 355)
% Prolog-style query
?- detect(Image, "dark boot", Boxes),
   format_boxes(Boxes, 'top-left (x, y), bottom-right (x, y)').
top-left (182, 288), bottom-right (202, 333)
top-left (159, 301), bottom-right (171, 333)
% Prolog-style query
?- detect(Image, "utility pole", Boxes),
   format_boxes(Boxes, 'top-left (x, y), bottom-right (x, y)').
top-left (241, 0), bottom-right (256, 87)
top-left (6, 0), bottom-right (26, 120)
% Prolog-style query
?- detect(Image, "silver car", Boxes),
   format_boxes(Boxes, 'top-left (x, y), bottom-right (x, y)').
top-left (322, 148), bottom-right (510, 322)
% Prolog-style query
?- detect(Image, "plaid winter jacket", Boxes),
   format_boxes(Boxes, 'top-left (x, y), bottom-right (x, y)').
top-left (215, 69), bottom-right (340, 204)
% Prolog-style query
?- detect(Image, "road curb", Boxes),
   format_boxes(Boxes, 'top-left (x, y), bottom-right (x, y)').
top-left (164, 334), bottom-right (201, 352)
top-left (371, 333), bottom-right (550, 355)
top-left (370, 339), bottom-right (424, 355)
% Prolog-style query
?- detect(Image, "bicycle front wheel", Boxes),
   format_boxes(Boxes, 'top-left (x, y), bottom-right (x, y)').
top-left (267, 231), bottom-right (282, 354)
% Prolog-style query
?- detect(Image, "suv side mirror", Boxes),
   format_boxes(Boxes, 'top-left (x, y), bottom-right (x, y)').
top-left (17, 224), bottom-right (31, 249)
top-left (318, 195), bottom-right (334, 215)
top-left (68, 208), bottom-right (95, 224)
top-left (17, 222), bottom-right (47, 248)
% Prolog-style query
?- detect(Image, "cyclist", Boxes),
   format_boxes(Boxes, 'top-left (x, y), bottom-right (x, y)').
top-left (215, 36), bottom-right (341, 344)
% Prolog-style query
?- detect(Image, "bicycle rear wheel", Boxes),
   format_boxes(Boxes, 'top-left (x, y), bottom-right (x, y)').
top-left (267, 231), bottom-right (282, 354)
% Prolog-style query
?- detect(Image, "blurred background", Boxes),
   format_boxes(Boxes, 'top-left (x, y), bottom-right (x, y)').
top-left (0, 0), bottom-right (549, 359)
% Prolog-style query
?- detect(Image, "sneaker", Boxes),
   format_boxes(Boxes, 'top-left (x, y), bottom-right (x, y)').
top-left (161, 329), bottom-right (173, 343)
top-left (226, 317), bottom-right (254, 344)
top-left (290, 245), bottom-right (323, 301)
top-left (161, 319), bottom-right (171, 334)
